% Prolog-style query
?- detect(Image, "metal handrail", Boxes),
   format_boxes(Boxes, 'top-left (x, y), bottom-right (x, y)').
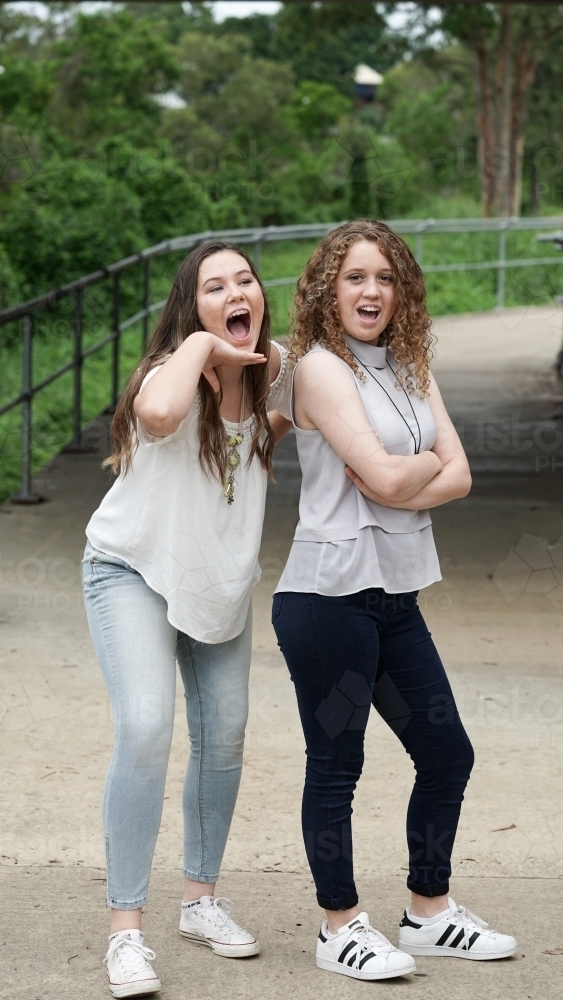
top-left (2, 216), bottom-right (563, 502)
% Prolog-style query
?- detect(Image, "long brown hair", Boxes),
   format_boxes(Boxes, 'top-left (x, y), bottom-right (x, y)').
top-left (105, 241), bottom-right (274, 480)
top-left (290, 219), bottom-right (434, 395)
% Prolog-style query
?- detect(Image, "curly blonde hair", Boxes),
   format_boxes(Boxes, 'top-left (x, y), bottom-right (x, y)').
top-left (289, 219), bottom-right (434, 395)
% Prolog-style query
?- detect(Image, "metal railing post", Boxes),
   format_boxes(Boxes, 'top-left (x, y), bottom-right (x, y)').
top-left (11, 314), bottom-right (42, 503)
top-left (142, 257), bottom-right (151, 350)
top-left (416, 223), bottom-right (425, 265)
top-left (70, 287), bottom-right (83, 448)
top-left (111, 272), bottom-right (121, 408)
top-left (253, 237), bottom-right (263, 270)
top-left (556, 295), bottom-right (563, 377)
top-left (497, 222), bottom-right (508, 309)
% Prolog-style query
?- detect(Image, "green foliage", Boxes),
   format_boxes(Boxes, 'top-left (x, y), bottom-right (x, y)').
top-left (288, 81), bottom-right (352, 139)
top-left (381, 47), bottom-right (479, 202)
top-left (0, 55), bottom-right (53, 124)
top-left (0, 243), bottom-right (22, 311)
top-left (218, 2), bottom-right (407, 94)
top-left (51, 10), bottom-right (180, 144)
top-left (103, 139), bottom-right (215, 244)
top-left (0, 162), bottom-right (146, 295)
top-left (123, 2), bottom-right (215, 44)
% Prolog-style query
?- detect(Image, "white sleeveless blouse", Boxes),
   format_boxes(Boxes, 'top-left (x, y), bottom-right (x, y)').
top-left (86, 341), bottom-right (292, 643)
top-left (275, 337), bottom-right (441, 595)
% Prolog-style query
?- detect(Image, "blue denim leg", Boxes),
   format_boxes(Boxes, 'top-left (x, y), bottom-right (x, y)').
top-left (82, 543), bottom-right (177, 909)
top-left (83, 543), bottom-right (253, 904)
top-left (177, 607), bottom-right (252, 882)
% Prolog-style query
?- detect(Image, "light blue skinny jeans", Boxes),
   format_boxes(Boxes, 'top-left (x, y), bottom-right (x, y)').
top-left (82, 541), bottom-right (252, 910)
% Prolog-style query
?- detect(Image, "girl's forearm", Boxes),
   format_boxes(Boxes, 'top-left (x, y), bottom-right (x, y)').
top-left (384, 460), bottom-right (471, 509)
top-left (372, 450), bottom-right (442, 501)
top-left (135, 332), bottom-right (213, 435)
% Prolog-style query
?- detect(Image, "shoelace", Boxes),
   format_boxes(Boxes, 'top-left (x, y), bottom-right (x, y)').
top-left (104, 935), bottom-right (156, 974)
top-left (452, 904), bottom-right (491, 951)
top-left (198, 897), bottom-right (246, 935)
top-left (346, 922), bottom-right (394, 961)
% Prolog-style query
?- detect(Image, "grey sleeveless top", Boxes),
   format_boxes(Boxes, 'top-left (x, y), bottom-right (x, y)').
top-left (275, 336), bottom-right (442, 595)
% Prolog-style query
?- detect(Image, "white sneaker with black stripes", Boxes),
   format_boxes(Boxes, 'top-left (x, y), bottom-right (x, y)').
top-left (316, 912), bottom-right (416, 980)
top-left (398, 897), bottom-right (517, 960)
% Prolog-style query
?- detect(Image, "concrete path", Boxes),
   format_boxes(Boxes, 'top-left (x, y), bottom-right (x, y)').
top-left (1, 305), bottom-right (563, 997)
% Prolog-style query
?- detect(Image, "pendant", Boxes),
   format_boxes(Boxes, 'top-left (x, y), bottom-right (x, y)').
top-left (223, 474), bottom-right (236, 504)
top-left (223, 431), bottom-right (244, 505)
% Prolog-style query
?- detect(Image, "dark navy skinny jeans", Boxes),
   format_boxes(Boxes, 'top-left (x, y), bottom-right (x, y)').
top-left (272, 588), bottom-right (474, 911)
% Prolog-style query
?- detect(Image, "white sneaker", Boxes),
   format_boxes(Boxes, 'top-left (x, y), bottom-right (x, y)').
top-left (399, 897), bottom-right (517, 960)
top-left (104, 929), bottom-right (161, 997)
top-left (179, 896), bottom-right (260, 958)
top-left (316, 912), bottom-right (416, 980)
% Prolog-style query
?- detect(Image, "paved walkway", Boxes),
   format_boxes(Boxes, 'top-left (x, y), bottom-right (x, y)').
top-left (1, 306), bottom-right (563, 997)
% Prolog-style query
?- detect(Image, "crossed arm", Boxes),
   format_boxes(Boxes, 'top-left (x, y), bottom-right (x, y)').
top-left (294, 352), bottom-right (470, 507)
top-left (344, 372), bottom-right (471, 509)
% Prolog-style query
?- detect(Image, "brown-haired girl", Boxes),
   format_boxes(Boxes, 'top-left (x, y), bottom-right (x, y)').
top-left (272, 220), bottom-right (516, 981)
top-left (82, 242), bottom-right (292, 997)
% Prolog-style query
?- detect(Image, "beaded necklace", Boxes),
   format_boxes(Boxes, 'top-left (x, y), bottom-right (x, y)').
top-left (223, 369), bottom-right (246, 505)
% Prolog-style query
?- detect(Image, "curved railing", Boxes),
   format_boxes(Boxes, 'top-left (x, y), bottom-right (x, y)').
top-left (2, 217), bottom-right (563, 502)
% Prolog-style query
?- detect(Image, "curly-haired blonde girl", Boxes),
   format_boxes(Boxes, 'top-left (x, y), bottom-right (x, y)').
top-left (272, 220), bottom-right (516, 980)
top-left (290, 218), bottom-right (433, 395)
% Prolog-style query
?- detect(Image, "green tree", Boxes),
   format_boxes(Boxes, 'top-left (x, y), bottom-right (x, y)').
top-left (0, 162), bottom-right (146, 295)
top-left (104, 139), bottom-right (215, 244)
top-left (414, 2), bottom-right (563, 216)
top-left (229, 2), bottom-right (405, 94)
top-left (382, 46), bottom-right (478, 201)
top-left (288, 81), bottom-right (352, 140)
top-left (123, 2), bottom-right (214, 44)
top-left (51, 10), bottom-right (179, 145)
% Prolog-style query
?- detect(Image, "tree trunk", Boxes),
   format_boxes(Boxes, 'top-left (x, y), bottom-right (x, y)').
top-left (473, 6), bottom-right (535, 217)
top-left (435, 1), bottom-right (563, 217)
top-left (491, 4), bottom-right (513, 216)
top-left (475, 39), bottom-right (495, 216)
top-left (510, 38), bottom-right (538, 216)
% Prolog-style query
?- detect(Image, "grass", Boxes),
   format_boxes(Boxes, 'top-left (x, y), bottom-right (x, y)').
top-left (2, 225), bottom-right (563, 505)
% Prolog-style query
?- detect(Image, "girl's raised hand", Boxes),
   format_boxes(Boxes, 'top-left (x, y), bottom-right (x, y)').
top-left (200, 333), bottom-right (267, 392)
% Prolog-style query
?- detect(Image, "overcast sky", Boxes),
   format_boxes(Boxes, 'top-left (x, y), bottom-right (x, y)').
top-left (211, 2), bottom-right (281, 19)
top-left (7, 1), bottom-right (415, 33)
top-left (7, 1), bottom-right (284, 19)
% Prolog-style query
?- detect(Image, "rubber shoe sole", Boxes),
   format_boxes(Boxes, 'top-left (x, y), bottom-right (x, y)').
top-left (316, 955), bottom-right (416, 980)
top-left (108, 977), bottom-right (161, 998)
top-left (399, 942), bottom-right (517, 961)
top-left (179, 928), bottom-right (260, 958)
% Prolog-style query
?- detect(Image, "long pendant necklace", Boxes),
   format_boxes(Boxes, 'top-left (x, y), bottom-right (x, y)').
top-left (223, 370), bottom-right (246, 505)
top-left (351, 353), bottom-right (422, 455)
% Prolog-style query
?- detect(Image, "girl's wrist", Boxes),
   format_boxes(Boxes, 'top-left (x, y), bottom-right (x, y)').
top-left (188, 330), bottom-right (214, 353)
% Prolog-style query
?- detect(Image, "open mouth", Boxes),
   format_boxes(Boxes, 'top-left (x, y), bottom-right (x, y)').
top-left (357, 306), bottom-right (381, 322)
top-left (226, 308), bottom-right (251, 340)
